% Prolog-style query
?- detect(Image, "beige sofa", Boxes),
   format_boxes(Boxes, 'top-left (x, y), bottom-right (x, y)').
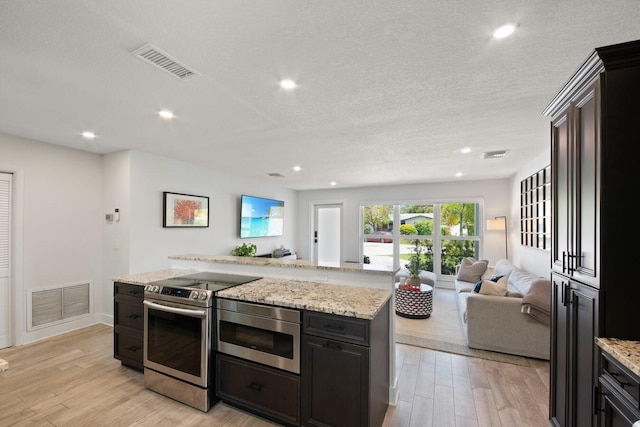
top-left (454, 258), bottom-right (550, 360)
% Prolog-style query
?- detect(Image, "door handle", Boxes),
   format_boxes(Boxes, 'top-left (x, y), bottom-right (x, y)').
top-left (314, 230), bottom-right (318, 243)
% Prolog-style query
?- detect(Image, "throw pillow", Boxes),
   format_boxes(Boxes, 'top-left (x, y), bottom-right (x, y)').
top-left (477, 276), bottom-right (508, 296)
top-left (493, 258), bottom-right (516, 277)
top-left (456, 257), bottom-right (489, 283)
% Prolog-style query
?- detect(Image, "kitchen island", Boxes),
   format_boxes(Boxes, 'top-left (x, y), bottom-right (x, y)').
top-left (113, 258), bottom-right (396, 426)
top-left (168, 254), bottom-right (396, 290)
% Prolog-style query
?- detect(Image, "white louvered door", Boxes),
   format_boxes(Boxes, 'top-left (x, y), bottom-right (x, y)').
top-left (0, 172), bottom-right (11, 348)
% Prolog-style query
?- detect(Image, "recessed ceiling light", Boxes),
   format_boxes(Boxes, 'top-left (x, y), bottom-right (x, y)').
top-left (456, 172), bottom-right (463, 178)
top-left (292, 165), bottom-right (302, 172)
top-left (330, 181), bottom-right (337, 186)
top-left (279, 79), bottom-right (297, 90)
top-left (158, 110), bottom-right (175, 120)
top-left (461, 147), bottom-right (471, 154)
top-left (81, 131), bottom-right (96, 139)
top-left (493, 24), bottom-right (516, 39)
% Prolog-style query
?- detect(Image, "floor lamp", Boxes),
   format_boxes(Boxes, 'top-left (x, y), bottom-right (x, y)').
top-left (486, 216), bottom-right (508, 260)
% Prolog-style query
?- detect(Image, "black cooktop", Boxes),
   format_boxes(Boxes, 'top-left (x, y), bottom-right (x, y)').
top-left (151, 271), bottom-right (262, 292)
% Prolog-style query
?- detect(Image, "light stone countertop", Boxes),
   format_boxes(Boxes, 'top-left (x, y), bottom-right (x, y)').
top-left (169, 254), bottom-right (396, 276)
top-left (596, 337), bottom-right (640, 377)
top-left (113, 269), bottom-right (392, 320)
top-left (216, 277), bottom-right (391, 319)
top-left (112, 269), bottom-right (198, 286)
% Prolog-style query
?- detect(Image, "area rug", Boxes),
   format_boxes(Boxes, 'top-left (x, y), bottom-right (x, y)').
top-left (395, 333), bottom-right (532, 366)
top-left (393, 287), bottom-right (533, 366)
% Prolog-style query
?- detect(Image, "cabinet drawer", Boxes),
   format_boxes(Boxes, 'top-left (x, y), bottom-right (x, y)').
top-left (599, 376), bottom-right (640, 426)
top-left (114, 330), bottom-right (143, 369)
top-left (114, 282), bottom-right (144, 299)
top-left (216, 354), bottom-right (300, 426)
top-left (303, 311), bottom-right (369, 346)
top-left (115, 298), bottom-right (144, 330)
top-left (603, 352), bottom-right (640, 409)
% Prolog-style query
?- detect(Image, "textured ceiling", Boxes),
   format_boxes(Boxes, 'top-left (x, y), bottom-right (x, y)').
top-left (1, 1), bottom-right (639, 190)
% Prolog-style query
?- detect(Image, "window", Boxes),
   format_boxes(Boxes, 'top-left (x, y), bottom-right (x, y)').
top-left (520, 165), bottom-right (551, 250)
top-left (362, 201), bottom-right (481, 280)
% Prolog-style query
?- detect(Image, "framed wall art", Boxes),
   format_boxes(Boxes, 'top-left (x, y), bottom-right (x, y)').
top-left (163, 192), bottom-right (209, 228)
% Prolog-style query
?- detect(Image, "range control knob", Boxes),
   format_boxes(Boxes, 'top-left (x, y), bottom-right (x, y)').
top-left (199, 292), bottom-right (209, 300)
top-left (190, 291), bottom-right (199, 300)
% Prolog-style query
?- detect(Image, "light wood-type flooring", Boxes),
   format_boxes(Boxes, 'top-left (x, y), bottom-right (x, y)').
top-left (0, 322), bottom-right (549, 426)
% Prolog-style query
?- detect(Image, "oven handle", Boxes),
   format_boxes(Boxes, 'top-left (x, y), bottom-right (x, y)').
top-left (143, 300), bottom-right (207, 318)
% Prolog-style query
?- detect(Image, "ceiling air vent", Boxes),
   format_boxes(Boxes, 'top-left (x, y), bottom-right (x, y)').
top-left (482, 150), bottom-right (510, 159)
top-left (267, 173), bottom-right (286, 178)
top-left (130, 43), bottom-right (200, 80)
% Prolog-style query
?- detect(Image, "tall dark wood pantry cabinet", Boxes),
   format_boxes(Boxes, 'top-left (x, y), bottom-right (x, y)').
top-left (544, 39), bottom-right (640, 427)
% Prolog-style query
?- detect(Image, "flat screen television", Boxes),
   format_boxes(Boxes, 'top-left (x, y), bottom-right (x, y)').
top-left (240, 195), bottom-right (284, 238)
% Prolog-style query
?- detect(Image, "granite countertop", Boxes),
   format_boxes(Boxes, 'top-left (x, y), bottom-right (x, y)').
top-left (112, 269), bottom-right (198, 285)
top-left (596, 337), bottom-right (640, 377)
top-left (113, 269), bottom-right (392, 320)
top-left (216, 277), bottom-right (391, 319)
top-left (169, 254), bottom-right (396, 276)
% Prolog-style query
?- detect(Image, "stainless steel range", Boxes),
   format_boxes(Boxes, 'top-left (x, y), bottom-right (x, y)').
top-left (143, 271), bottom-right (261, 411)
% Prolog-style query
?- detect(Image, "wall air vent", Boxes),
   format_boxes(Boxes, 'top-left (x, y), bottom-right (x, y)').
top-left (482, 150), bottom-right (510, 159)
top-left (267, 173), bottom-right (286, 178)
top-left (131, 43), bottom-right (200, 81)
top-left (27, 282), bottom-right (91, 331)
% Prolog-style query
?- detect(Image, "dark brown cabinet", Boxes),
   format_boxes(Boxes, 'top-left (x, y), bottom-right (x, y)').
top-left (598, 352), bottom-right (640, 427)
top-left (216, 354), bottom-right (301, 426)
top-left (301, 301), bottom-right (389, 427)
top-left (544, 39), bottom-right (640, 427)
top-left (113, 282), bottom-right (144, 370)
top-left (550, 274), bottom-right (599, 427)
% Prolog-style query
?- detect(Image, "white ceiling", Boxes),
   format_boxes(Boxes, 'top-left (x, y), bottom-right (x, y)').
top-left (1, 1), bottom-right (639, 190)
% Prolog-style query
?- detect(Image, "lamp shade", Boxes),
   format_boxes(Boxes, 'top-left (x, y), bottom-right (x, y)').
top-left (486, 218), bottom-right (506, 231)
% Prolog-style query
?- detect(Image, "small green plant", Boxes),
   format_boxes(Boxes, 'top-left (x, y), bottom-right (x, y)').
top-left (405, 239), bottom-right (427, 277)
top-left (232, 242), bottom-right (257, 256)
top-left (363, 255), bottom-right (370, 264)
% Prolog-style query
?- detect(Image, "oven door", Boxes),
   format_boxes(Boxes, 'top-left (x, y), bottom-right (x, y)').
top-left (217, 308), bottom-right (300, 374)
top-left (143, 300), bottom-right (212, 387)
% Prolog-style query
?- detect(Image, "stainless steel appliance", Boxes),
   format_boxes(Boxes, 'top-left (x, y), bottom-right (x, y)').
top-left (217, 298), bottom-right (301, 374)
top-left (143, 272), bottom-right (261, 411)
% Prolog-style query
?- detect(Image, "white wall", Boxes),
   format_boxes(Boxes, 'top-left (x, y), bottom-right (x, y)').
top-left (1, 133), bottom-right (103, 344)
top-left (295, 179), bottom-right (511, 265)
top-left (126, 150), bottom-right (297, 274)
top-left (101, 150), bottom-right (131, 322)
top-left (508, 148), bottom-right (551, 278)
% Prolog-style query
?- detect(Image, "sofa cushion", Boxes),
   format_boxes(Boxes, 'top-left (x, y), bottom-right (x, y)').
top-left (493, 258), bottom-right (516, 277)
top-left (456, 257), bottom-right (489, 283)
top-left (474, 276), bottom-right (508, 296)
top-left (507, 268), bottom-right (542, 297)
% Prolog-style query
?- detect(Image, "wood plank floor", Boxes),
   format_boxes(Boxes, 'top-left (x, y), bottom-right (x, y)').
top-left (0, 324), bottom-right (549, 426)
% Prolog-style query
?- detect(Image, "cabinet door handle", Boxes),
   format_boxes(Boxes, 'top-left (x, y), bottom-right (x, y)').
top-left (247, 382), bottom-right (264, 392)
top-left (323, 341), bottom-right (342, 351)
top-left (610, 372), bottom-right (631, 386)
top-left (593, 386), bottom-right (603, 414)
top-left (128, 314), bottom-right (141, 320)
top-left (562, 251), bottom-right (567, 273)
top-left (323, 323), bottom-right (345, 331)
top-left (127, 345), bottom-right (140, 352)
top-left (562, 281), bottom-right (571, 307)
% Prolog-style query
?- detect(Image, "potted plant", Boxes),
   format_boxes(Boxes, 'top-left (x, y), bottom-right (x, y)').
top-left (232, 242), bottom-right (257, 257)
top-left (404, 239), bottom-right (427, 290)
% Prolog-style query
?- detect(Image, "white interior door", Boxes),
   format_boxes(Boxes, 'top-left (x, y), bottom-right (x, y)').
top-left (0, 172), bottom-right (12, 349)
top-left (314, 204), bottom-right (342, 265)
